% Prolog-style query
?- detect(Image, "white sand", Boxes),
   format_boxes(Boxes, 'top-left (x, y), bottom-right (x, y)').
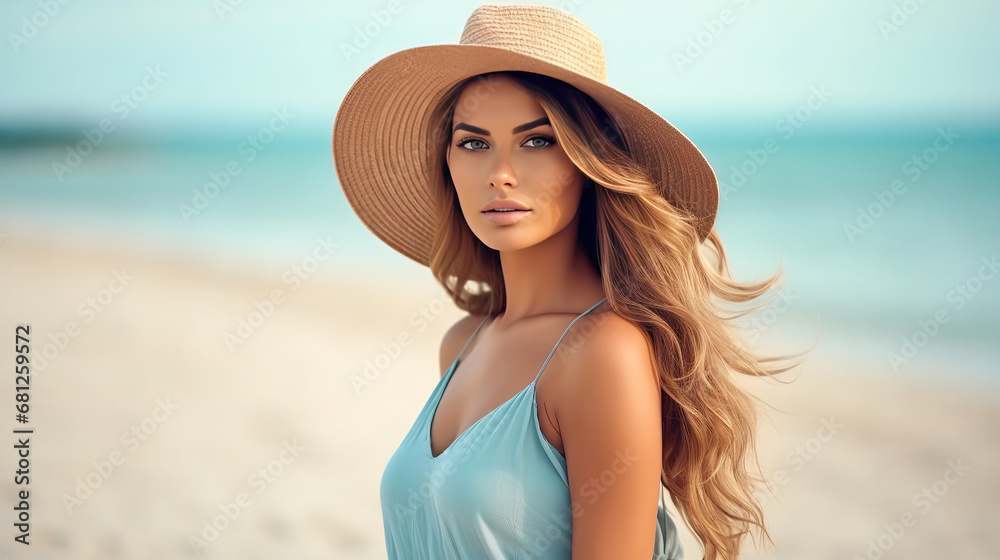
top-left (0, 230), bottom-right (996, 559)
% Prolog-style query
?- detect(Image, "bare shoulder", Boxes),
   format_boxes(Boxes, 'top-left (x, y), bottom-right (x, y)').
top-left (438, 313), bottom-right (489, 378)
top-left (564, 309), bottom-right (655, 381)
top-left (554, 309), bottom-right (659, 424)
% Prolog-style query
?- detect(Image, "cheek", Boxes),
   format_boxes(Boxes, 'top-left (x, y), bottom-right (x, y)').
top-left (448, 161), bottom-right (478, 212)
top-left (554, 178), bottom-right (585, 223)
top-left (536, 161), bottom-right (585, 218)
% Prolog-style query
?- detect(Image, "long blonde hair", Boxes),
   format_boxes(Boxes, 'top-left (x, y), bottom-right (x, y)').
top-left (426, 70), bottom-right (805, 560)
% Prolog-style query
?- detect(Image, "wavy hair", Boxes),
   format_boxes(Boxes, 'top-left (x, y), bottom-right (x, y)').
top-left (426, 70), bottom-right (807, 560)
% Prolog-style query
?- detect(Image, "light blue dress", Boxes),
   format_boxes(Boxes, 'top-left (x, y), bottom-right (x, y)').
top-left (379, 297), bottom-right (683, 559)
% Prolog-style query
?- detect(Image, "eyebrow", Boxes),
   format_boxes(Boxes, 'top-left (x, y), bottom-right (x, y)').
top-left (452, 117), bottom-right (551, 136)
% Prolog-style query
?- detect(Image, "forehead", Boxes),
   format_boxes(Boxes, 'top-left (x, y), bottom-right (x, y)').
top-left (452, 75), bottom-right (546, 123)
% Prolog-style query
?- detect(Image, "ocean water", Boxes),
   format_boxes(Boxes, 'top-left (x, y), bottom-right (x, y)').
top-left (1, 122), bottom-right (998, 389)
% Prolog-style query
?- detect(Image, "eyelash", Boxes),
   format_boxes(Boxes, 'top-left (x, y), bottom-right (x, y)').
top-left (454, 135), bottom-right (556, 151)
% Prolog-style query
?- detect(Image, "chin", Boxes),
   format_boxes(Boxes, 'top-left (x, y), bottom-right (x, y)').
top-left (474, 230), bottom-right (544, 253)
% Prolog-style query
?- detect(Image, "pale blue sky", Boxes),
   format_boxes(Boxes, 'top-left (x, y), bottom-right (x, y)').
top-left (1, 0), bottom-right (997, 131)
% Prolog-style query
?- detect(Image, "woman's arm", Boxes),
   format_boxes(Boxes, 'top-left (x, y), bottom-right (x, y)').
top-left (557, 314), bottom-right (664, 559)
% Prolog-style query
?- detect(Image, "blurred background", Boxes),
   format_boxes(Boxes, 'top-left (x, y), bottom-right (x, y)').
top-left (1, 0), bottom-right (997, 558)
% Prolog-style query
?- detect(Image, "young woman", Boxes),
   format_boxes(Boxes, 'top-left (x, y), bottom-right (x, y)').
top-left (332, 5), bottom-right (803, 559)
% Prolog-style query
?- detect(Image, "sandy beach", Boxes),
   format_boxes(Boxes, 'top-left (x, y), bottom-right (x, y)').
top-left (0, 229), bottom-right (997, 559)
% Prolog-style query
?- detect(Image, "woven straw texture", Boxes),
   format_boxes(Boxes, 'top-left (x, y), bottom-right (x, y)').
top-left (332, 4), bottom-right (718, 267)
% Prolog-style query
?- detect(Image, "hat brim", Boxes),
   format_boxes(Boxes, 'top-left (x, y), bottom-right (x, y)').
top-left (332, 44), bottom-right (718, 267)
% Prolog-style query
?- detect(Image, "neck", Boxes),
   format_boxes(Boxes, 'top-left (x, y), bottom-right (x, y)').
top-left (494, 214), bottom-right (604, 328)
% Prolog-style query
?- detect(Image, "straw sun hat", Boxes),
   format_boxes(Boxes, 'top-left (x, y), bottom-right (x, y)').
top-left (332, 4), bottom-right (719, 266)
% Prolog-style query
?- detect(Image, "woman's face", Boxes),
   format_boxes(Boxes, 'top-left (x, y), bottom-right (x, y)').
top-left (446, 75), bottom-right (586, 253)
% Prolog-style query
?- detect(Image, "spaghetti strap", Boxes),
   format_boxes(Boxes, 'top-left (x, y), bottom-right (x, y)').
top-left (531, 296), bottom-right (608, 384)
top-left (453, 297), bottom-right (607, 381)
top-left (455, 313), bottom-right (492, 364)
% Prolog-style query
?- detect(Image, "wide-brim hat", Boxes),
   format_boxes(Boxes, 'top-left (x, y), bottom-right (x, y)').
top-left (332, 4), bottom-right (719, 267)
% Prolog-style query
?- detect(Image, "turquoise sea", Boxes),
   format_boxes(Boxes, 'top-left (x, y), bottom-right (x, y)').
top-left (1, 120), bottom-right (998, 390)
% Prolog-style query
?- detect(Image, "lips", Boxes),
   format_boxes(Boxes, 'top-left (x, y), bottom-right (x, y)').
top-left (482, 199), bottom-right (531, 212)
top-left (481, 206), bottom-right (531, 225)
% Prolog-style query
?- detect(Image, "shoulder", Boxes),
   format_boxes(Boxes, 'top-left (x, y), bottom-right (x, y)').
top-left (558, 309), bottom-right (656, 393)
top-left (439, 313), bottom-right (489, 378)
top-left (553, 309), bottom-right (660, 429)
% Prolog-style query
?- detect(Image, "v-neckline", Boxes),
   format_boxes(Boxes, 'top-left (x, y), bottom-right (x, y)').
top-left (425, 297), bottom-right (607, 460)
top-left (426, 356), bottom-right (536, 460)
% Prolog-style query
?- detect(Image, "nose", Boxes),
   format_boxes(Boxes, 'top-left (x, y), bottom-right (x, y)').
top-left (488, 156), bottom-right (517, 189)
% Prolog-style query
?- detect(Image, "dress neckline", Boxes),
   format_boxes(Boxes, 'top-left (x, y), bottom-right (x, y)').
top-left (426, 297), bottom-right (608, 460)
top-left (426, 356), bottom-right (536, 459)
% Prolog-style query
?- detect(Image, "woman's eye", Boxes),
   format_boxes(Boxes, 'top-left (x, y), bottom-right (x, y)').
top-left (525, 136), bottom-right (555, 148)
top-left (457, 138), bottom-right (487, 150)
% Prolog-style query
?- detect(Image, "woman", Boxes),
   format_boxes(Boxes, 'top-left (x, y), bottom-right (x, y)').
top-left (332, 5), bottom-right (804, 559)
